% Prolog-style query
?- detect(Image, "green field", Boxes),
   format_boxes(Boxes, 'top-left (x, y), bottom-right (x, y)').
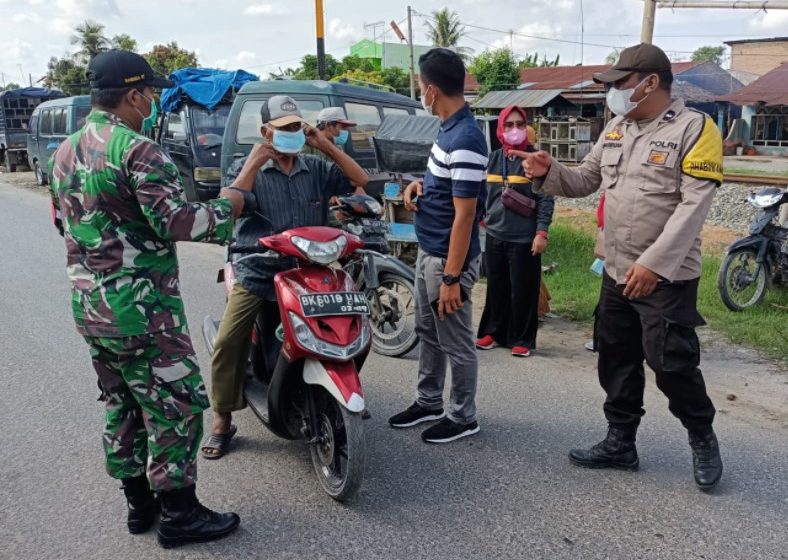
top-left (542, 215), bottom-right (788, 362)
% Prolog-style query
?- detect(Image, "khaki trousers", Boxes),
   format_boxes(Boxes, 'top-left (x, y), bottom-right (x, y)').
top-left (210, 282), bottom-right (266, 413)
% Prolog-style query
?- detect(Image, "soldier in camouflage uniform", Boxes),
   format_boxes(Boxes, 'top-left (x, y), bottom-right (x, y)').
top-left (49, 50), bottom-right (247, 548)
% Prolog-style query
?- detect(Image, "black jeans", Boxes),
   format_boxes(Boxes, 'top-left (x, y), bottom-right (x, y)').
top-left (596, 272), bottom-right (716, 431)
top-left (478, 235), bottom-right (541, 348)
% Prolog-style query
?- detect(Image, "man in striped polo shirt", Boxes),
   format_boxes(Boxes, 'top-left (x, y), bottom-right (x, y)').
top-left (388, 48), bottom-right (489, 444)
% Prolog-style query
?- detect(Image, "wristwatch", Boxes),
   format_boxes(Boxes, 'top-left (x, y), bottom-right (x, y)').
top-left (441, 273), bottom-right (461, 286)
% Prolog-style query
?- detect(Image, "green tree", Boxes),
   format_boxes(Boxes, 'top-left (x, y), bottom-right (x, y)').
top-left (293, 54), bottom-right (342, 80)
top-left (517, 52), bottom-right (561, 69)
top-left (468, 47), bottom-right (519, 96)
top-left (380, 67), bottom-right (410, 94)
top-left (1, 82), bottom-right (21, 91)
top-left (339, 54), bottom-right (375, 73)
top-left (424, 8), bottom-right (472, 60)
top-left (71, 21), bottom-right (110, 62)
top-left (143, 42), bottom-right (198, 76)
top-left (691, 45), bottom-right (725, 66)
top-left (111, 34), bottom-right (138, 53)
top-left (43, 55), bottom-right (90, 95)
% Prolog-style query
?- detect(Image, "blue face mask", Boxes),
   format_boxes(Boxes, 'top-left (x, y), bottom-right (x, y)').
top-left (334, 129), bottom-right (349, 146)
top-left (272, 128), bottom-right (305, 154)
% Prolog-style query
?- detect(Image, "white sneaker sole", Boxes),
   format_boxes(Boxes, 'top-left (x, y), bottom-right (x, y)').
top-left (389, 411), bottom-right (446, 428)
top-left (512, 351), bottom-right (531, 357)
top-left (476, 342), bottom-right (499, 350)
top-left (423, 425), bottom-right (481, 444)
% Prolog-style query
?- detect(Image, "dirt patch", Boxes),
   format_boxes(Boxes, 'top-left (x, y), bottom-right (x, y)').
top-left (0, 170), bottom-right (41, 192)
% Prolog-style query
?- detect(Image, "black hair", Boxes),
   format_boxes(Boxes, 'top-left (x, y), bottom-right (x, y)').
top-left (639, 70), bottom-right (673, 92)
top-left (91, 86), bottom-right (145, 109)
top-left (418, 48), bottom-right (465, 97)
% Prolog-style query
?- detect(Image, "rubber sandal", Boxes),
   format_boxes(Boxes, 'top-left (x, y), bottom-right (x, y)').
top-left (201, 425), bottom-right (237, 460)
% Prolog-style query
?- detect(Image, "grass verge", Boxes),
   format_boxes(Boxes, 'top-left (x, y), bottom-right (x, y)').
top-left (542, 214), bottom-right (788, 362)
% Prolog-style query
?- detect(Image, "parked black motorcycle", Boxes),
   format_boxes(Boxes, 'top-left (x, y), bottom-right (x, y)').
top-left (718, 187), bottom-right (788, 311)
top-left (333, 194), bottom-right (419, 357)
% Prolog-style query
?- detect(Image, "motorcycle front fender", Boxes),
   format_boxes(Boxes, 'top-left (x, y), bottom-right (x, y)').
top-left (725, 236), bottom-right (771, 261)
top-left (302, 359), bottom-right (364, 412)
top-left (365, 251), bottom-right (415, 284)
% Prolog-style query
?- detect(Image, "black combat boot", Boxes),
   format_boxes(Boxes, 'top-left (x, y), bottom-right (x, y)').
top-left (688, 427), bottom-right (723, 491)
top-left (569, 426), bottom-right (639, 471)
top-left (157, 485), bottom-right (240, 549)
top-left (120, 475), bottom-right (159, 534)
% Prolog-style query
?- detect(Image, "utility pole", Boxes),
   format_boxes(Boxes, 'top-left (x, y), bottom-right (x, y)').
top-left (642, 0), bottom-right (788, 44)
top-left (641, 0), bottom-right (657, 44)
top-left (315, 0), bottom-right (326, 80)
top-left (28, 73), bottom-right (33, 87)
top-left (407, 5), bottom-right (415, 99)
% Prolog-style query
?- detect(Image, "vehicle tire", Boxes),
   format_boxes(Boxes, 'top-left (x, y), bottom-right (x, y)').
top-left (309, 390), bottom-right (365, 502)
top-left (718, 249), bottom-right (768, 311)
top-left (34, 163), bottom-right (47, 186)
top-left (367, 272), bottom-right (419, 357)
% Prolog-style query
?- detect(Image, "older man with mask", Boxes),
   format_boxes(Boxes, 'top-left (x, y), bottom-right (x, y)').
top-left (203, 96), bottom-right (368, 459)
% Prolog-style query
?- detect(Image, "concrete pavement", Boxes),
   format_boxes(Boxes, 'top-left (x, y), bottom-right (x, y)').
top-left (0, 182), bottom-right (786, 560)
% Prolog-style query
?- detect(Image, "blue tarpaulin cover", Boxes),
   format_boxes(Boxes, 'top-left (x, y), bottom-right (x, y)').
top-left (160, 68), bottom-right (259, 113)
top-left (0, 87), bottom-right (64, 100)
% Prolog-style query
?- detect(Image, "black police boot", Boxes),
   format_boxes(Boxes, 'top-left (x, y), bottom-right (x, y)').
top-left (569, 426), bottom-right (639, 471)
top-left (157, 485), bottom-right (240, 549)
top-left (120, 475), bottom-right (159, 534)
top-left (688, 427), bottom-right (723, 491)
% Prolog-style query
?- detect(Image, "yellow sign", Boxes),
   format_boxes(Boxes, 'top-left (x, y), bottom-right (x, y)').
top-left (605, 128), bottom-right (623, 141)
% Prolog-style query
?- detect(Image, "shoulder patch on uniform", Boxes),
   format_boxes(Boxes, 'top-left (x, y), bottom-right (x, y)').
top-left (681, 116), bottom-right (723, 184)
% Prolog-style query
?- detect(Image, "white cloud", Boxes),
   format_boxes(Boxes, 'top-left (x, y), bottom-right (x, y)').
top-left (236, 50), bottom-right (257, 65)
top-left (243, 3), bottom-right (288, 16)
top-left (747, 10), bottom-right (788, 32)
top-left (328, 18), bottom-right (360, 41)
top-left (12, 12), bottom-right (40, 24)
top-left (47, 0), bottom-right (122, 35)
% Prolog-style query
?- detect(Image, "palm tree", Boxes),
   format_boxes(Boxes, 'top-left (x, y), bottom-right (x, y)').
top-left (71, 21), bottom-right (110, 61)
top-left (424, 8), bottom-right (472, 60)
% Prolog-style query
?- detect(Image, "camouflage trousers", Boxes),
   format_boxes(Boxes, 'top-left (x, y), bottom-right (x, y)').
top-left (83, 326), bottom-right (210, 492)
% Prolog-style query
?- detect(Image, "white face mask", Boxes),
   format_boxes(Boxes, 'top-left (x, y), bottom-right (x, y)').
top-left (606, 75), bottom-right (652, 117)
top-left (421, 87), bottom-right (434, 116)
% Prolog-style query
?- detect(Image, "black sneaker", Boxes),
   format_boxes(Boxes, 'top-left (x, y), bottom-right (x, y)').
top-left (421, 418), bottom-right (480, 443)
top-left (388, 402), bottom-right (445, 428)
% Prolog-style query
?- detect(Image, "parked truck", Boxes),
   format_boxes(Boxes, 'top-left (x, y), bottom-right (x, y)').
top-left (0, 88), bottom-right (65, 172)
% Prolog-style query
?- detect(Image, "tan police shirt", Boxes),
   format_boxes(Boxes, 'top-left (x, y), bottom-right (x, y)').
top-left (533, 98), bottom-right (723, 283)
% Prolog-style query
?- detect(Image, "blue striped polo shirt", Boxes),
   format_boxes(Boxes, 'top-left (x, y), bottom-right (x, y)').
top-left (415, 103), bottom-right (489, 260)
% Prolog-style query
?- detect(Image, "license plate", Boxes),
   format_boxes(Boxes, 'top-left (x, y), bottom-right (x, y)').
top-left (299, 292), bottom-right (370, 317)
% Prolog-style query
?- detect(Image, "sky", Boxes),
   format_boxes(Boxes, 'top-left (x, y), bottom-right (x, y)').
top-left (0, 0), bottom-right (786, 86)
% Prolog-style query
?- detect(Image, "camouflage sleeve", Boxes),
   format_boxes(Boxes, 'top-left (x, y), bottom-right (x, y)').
top-left (125, 140), bottom-right (235, 244)
top-left (47, 154), bottom-right (64, 236)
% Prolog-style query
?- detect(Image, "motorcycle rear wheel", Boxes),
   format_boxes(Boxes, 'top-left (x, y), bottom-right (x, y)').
top-left (309, 390), bottom-right (365, 502)
top-left (718, 249), bottom-right (768, 311)
top-left (367, 273), bottom-right (419, 357)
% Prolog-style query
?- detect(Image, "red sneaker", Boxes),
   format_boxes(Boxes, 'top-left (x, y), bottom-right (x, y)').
top-left (476, 335), bottom-right (498, 350)
top-left (511, 346), bottom-right (531, 357)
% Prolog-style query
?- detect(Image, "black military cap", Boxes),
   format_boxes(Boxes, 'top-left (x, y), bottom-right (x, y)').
top-left (593, 43), bottom-right (672, 84)
top-left (87, 50), bottom-right (174, 90)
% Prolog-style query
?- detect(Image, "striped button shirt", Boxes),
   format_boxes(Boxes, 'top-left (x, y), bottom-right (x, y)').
top-left (415, 103), bottom-right (489, 260)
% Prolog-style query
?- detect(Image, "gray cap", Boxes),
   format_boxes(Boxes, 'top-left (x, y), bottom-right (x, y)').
top-left (261, 95), bottom-right (304, 127)
top-left (316, 106), bottom-right (356, 126)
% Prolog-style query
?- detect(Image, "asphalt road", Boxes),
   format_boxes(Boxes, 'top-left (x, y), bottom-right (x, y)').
top-left (1, 182), bottom-right (786, 560)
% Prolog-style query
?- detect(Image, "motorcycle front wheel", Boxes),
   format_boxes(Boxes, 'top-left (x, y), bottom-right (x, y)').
top-left (367, 273), bottom-right (419, 357)
top-left (309, 390), bottom-right (365, 502)
top-left (718, 249), bottom-right (768, 311)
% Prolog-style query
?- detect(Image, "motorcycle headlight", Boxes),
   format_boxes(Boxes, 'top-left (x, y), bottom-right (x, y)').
top-left (291, 235), bottom-right (347, 264)
top-left (288, 312), bottom-right (370, 359)
top-left (749, 193), bottom-right (783, 209)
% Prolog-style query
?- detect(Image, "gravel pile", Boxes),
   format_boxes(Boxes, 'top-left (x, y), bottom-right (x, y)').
top-left (554, 182), bottom-right (763, 234)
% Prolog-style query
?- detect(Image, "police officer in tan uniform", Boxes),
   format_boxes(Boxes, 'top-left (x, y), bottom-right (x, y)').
top-left (515, 43), bottom-right (724, 491)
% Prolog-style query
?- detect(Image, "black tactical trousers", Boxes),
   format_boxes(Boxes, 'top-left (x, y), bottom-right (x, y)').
top-left (595, 272), bottom-right (716, 431)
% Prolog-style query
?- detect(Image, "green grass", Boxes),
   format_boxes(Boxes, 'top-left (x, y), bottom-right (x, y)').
top-left (542, 219), bottom-right (788, 362)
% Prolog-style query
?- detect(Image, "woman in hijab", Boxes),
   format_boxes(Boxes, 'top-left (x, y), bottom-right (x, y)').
top-left (476, 106), bottom-right (555, 357)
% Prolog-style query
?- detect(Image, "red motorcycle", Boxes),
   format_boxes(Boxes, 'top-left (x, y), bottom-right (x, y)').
top-left (202, 226), bottom-right (371, 501)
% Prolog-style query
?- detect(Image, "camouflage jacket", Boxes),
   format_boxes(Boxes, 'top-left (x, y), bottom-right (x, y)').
top-left (49, 110), bottom-right (234, 338)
